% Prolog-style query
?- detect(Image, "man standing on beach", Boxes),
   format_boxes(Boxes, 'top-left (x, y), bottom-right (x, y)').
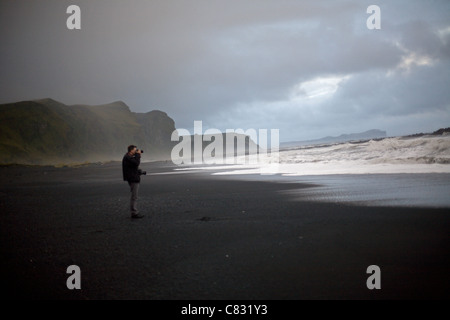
top-left (122, 145), bottom-right (144, 219)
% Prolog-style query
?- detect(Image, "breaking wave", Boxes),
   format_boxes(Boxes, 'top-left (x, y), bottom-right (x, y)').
top-left (202, 133), bottom-right (450, 176)
top-left (281, 134), bottom-right (450, 166)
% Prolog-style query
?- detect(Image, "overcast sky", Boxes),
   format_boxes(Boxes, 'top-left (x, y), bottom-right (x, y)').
top-left (1, 0), bottom-right (449, 141)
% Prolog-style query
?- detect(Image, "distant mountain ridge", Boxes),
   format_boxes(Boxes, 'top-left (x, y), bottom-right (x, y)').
top-left (281, 129), bottom-right (387, 148)
top-left (0, 98), bottom-right (176, 165)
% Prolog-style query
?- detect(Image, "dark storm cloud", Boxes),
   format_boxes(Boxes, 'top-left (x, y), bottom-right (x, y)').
top-left (1, 0), bottom-right (449, 141)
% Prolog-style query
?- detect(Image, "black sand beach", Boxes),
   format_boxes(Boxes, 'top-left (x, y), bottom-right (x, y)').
top-left (0, 162), bottom-right (449, 300)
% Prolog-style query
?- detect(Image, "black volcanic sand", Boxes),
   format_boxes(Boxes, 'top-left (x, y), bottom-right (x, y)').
top-left (0, 162), bottom-right (448, 300)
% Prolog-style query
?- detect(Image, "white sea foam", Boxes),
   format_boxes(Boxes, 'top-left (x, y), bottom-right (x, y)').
top-left (173, 134), bottom-right (450, 207)
top-left (177, 134), bottom-right (450, 176)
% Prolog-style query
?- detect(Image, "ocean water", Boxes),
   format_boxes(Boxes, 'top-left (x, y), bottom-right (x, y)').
top-left (198, 133), bottom-right (450, 176)
top-left (176, 134), bottom-right (450, 207)
top-left (283, 173), bottom-right (450, 208)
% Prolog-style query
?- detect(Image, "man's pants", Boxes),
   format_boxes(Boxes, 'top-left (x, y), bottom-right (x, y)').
top-left (129, 182), bottom-right (140, 216)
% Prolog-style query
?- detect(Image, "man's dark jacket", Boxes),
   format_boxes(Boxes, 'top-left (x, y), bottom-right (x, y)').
top-left (122, 153), bottom-right (141, 183)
